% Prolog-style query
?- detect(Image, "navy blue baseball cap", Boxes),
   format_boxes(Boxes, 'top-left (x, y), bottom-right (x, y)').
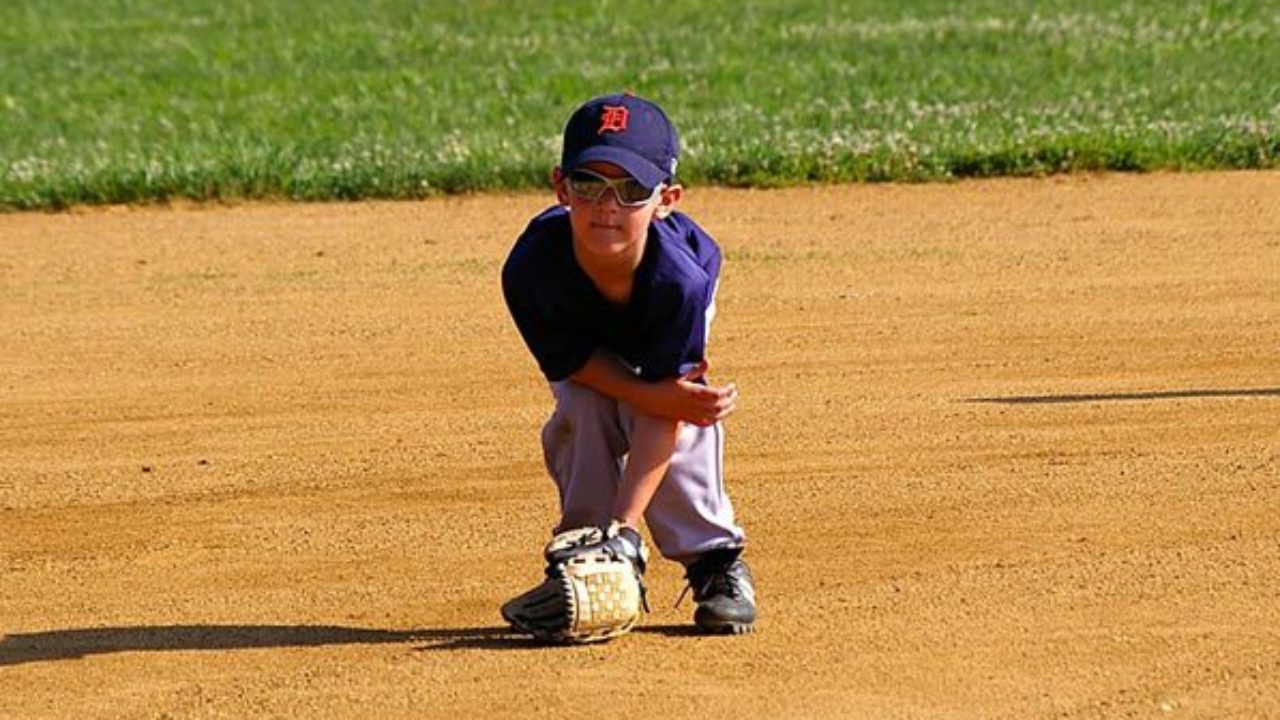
top-left (560, 92), bottom-right (680, 190)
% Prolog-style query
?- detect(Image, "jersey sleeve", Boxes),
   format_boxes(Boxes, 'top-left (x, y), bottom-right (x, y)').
top-left (633, 279), bottom-right (713, 382)
top-left (631, 214), bottom-right (722, 382)
top-left (501, 216), bottom-right (595, 382)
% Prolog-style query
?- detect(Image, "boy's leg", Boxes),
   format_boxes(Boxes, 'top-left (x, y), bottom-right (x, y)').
top-left (617, 402), bottom-right (754, 633)
top-left (538, 381), bottom-right (754, 634)
top-left (504, 381), bottom-right (627, 636)
top-left (542, 380), bottom-right (745, 555)
top-left (541, 380), bottom-right (628, 531)
top-left (618, 404), bottom-right (746, 562)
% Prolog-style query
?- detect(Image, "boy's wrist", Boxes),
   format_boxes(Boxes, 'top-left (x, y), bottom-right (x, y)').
top-left (610, 517), bottom-right (640, 533)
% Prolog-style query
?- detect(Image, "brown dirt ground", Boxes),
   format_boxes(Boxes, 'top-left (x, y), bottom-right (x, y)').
top-left (1, 172), bottom-right (1278, 719)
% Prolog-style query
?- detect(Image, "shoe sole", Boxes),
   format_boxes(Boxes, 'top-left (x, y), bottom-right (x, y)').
top-left (696, 620), bottom-right (755, 635)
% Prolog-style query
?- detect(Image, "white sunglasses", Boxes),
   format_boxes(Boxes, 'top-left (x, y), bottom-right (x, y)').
top-left (565, 169), bottom-right (664, 206)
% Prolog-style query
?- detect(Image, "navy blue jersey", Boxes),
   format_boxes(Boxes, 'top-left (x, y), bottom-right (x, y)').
top-left (502, 206), bottom-right (722, 383)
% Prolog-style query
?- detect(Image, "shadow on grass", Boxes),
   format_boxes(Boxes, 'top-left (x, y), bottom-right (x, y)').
top-left (0, 624), bottom-right (547, 665)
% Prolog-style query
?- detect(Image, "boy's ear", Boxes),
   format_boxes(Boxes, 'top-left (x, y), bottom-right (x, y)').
top-left (551, 166), bottom-right (570, 206)
top-left (653, 183), bottom-right (683, 220)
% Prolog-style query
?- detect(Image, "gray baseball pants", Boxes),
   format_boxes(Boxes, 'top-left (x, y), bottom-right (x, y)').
top-left (541, 380), bottom-right (746, 563)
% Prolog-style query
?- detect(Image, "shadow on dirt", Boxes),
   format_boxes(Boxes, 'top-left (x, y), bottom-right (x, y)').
top-left (634, 623), bottom-right (705, 638)
top-left (1, 622), bottom-right (725, 664)
top-left (414, 623), bottom-right (709, 649)
top-left (0, 624), bottom-right (543, 665)
top-left (963, 387), bottom-right (1280, 405)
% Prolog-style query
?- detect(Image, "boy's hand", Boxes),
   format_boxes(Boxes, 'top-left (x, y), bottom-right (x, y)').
top-left (644, 361), bottom-right (738, 427)
top-left (571, 353), bottom-right (738, 427)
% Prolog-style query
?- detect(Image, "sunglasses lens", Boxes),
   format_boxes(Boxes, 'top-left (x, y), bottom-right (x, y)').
top-left (567, 170), bottom-right (658, 206)
top-left (567, 171), bottom-right (607, 200)
top-left (614, 179), bottom-right (654, 205)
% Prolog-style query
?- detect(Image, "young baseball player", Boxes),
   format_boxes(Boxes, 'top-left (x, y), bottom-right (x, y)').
top-left (499, 92), bottom-right (757, 637)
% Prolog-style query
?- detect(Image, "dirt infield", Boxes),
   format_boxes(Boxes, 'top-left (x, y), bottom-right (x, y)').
top-left (2, 172), bottom-right (1277, 719)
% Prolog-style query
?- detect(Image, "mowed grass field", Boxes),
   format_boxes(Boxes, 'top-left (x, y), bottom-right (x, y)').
top-left (2, 0), bottom-right (1279, 209)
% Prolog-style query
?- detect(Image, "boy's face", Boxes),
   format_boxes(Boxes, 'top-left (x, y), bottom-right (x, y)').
top-left (553, 161), bottom-right (682, 263)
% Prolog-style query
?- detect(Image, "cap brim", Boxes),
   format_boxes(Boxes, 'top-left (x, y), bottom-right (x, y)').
top-left (565, 146), bottom-right (668, 190)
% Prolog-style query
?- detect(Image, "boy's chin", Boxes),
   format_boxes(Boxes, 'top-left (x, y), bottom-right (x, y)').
top-left (579, 229), bottom-right (639, 253)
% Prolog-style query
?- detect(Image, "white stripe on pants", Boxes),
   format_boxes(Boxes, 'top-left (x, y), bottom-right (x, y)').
top-left (541, 380), bottom-right (745, 562)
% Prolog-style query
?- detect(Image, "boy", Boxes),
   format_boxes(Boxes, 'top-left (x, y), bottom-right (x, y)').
top-left (500, 92), bottom-right (756, 637)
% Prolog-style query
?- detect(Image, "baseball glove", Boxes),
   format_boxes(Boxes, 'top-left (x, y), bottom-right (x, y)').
top-left (501, 522), bottom-right (649, 644)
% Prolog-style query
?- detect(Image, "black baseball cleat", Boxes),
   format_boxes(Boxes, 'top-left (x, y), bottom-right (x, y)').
top-left (683, 548), bottom-right (757, 635)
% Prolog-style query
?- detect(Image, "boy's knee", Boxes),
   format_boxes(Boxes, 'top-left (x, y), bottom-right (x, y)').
top-left (553, 381), bottom-right (617, 422)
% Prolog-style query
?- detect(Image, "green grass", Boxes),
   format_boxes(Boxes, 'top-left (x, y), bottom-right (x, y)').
top-left (2, 0), bottom-right (1278, 209)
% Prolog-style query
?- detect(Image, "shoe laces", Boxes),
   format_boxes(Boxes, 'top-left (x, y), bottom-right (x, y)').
top-left (675, 551), bottom-right (745, 608)
top-left (700, 565), bottom-right (745, 600)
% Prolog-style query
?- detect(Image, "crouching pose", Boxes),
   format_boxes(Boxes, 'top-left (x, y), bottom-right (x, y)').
top-left (499, 93), bottom-right (756, 642)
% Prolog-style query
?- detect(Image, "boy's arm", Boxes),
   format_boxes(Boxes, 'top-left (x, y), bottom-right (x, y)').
top-left (612, 413), bottom-right (681, 527)
top-left (570, 350), bottom-right (737, 427)
top-left (571, 352), bottom-right (732, 529)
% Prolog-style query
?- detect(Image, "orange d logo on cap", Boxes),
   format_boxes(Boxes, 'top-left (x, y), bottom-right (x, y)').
top-left (561, 93), bottom-right (680, 189)
top-left (598, 105), bottom-right (629, 134)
